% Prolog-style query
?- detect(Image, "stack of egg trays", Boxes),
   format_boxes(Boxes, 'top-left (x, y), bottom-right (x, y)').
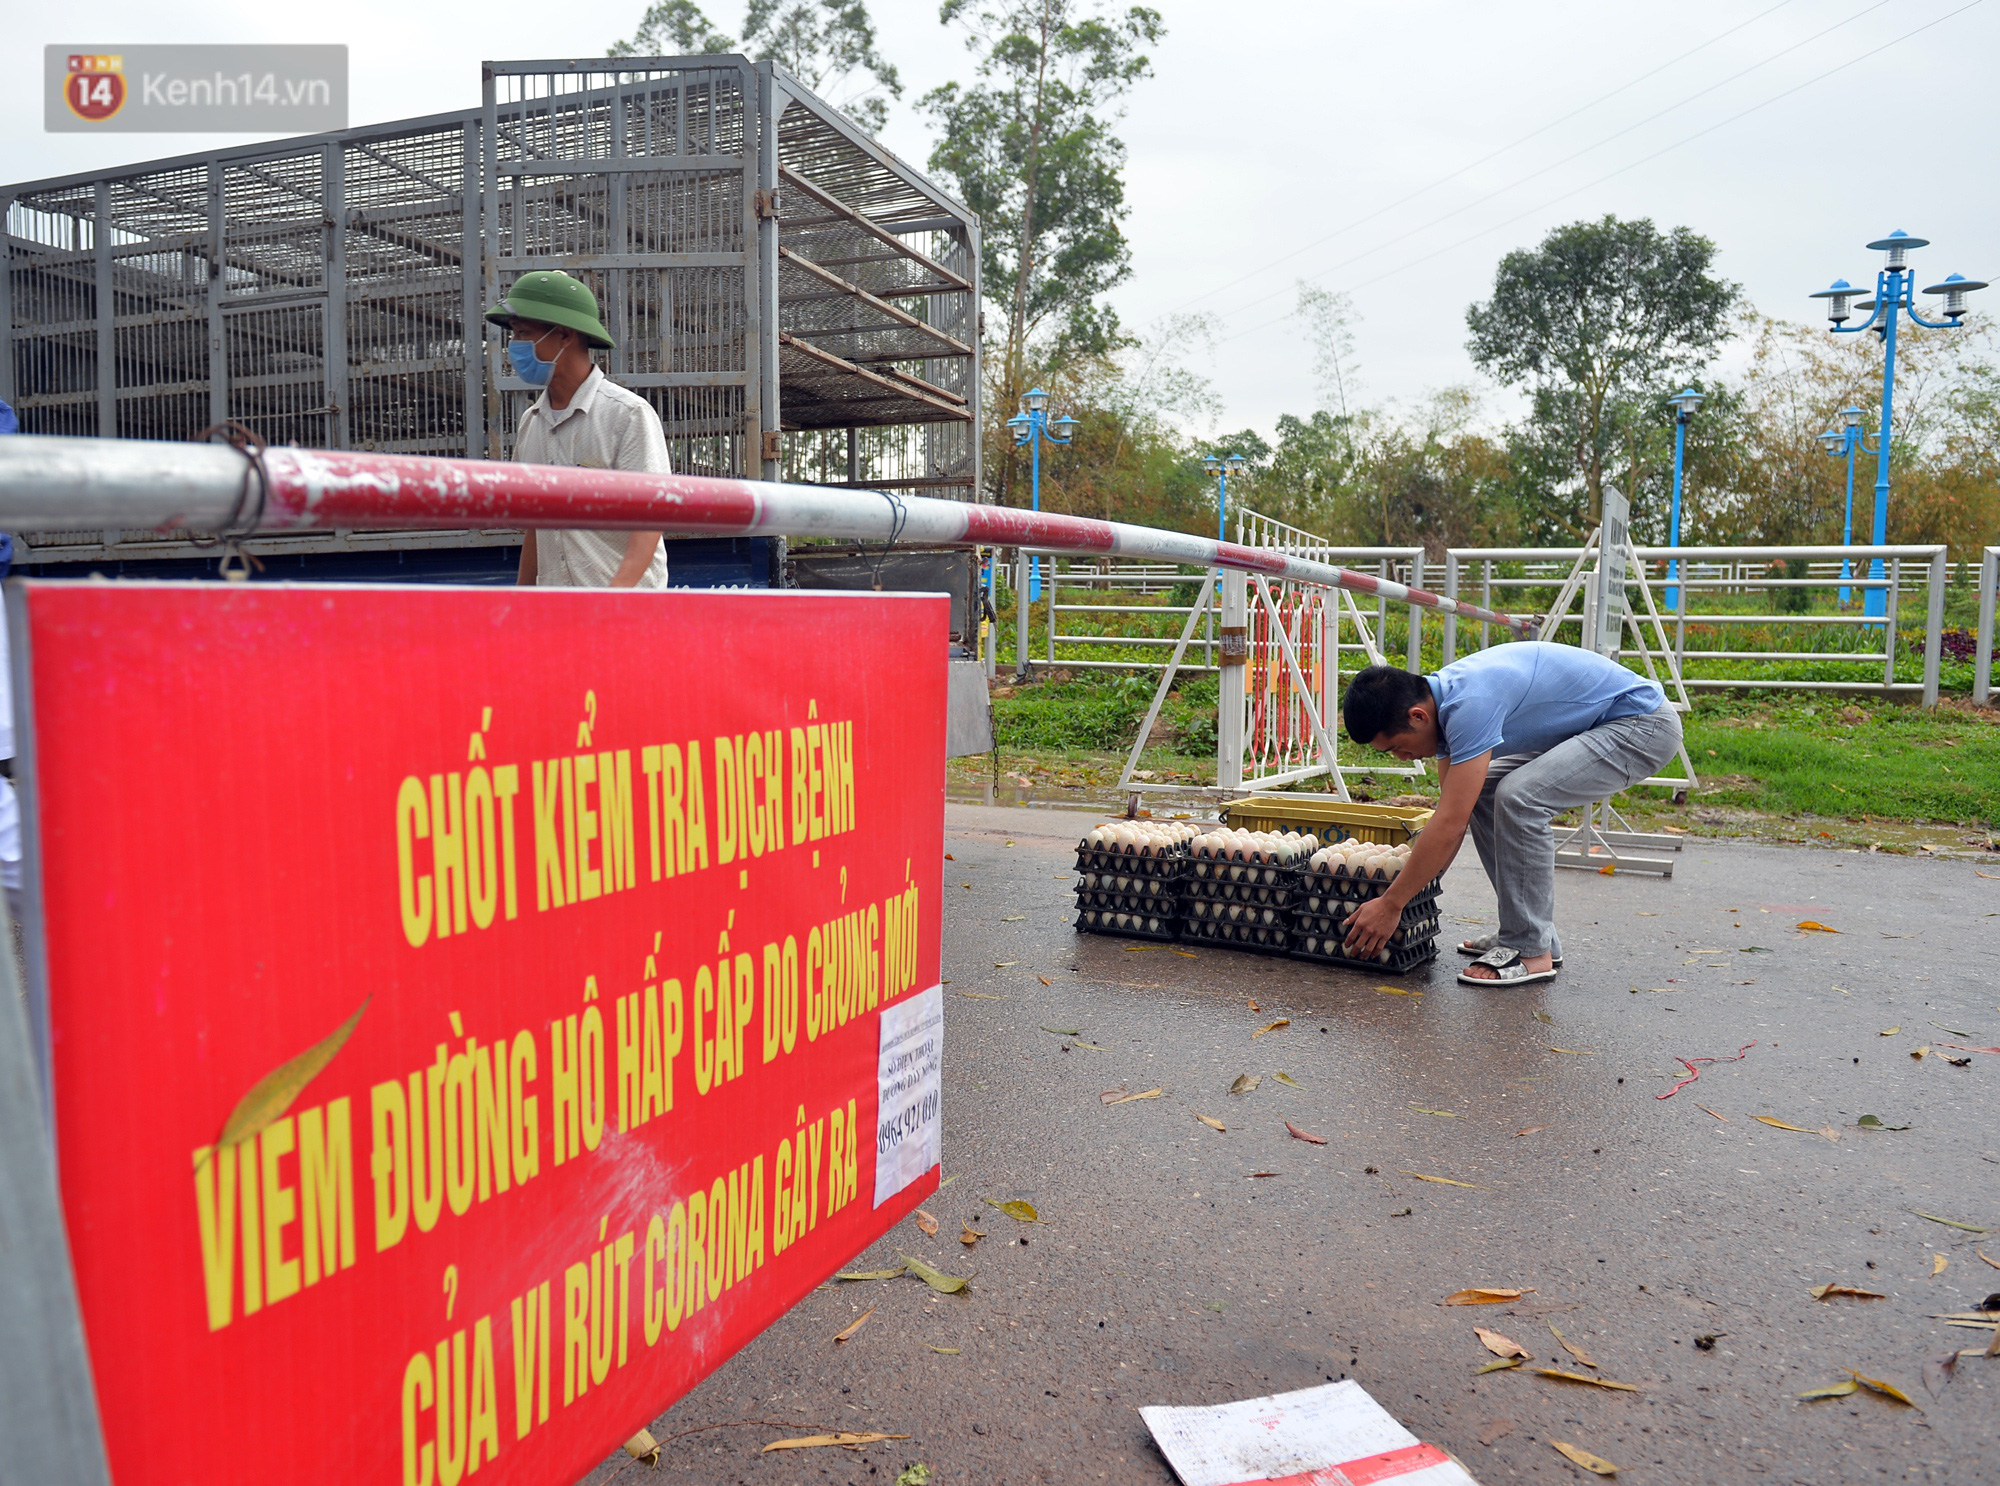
top-left (1289, 868), bottom-right (1444, 974)
top-left (1073, 837), bottom-right (1188, 941)
top-left (1177, 847), bottom-right (1300, 955)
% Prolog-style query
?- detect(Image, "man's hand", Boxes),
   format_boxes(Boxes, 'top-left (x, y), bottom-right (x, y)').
top-left (609, 531), bottom-right (665, 588)
top-left (1343, 894), bottom-right (1402, 958)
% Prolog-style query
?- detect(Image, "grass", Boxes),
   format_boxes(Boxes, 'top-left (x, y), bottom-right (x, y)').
top-left (969, 672), bottom-right (1999, 846)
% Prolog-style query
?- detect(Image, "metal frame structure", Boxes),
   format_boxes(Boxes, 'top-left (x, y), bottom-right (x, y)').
top-left (2, 55), bottom-right (980, 563)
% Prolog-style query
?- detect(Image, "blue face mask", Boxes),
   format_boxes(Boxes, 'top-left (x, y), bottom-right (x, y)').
top-left (508, 332), bottom-right (558, 388)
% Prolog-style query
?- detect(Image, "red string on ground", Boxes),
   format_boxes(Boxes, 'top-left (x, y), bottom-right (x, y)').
top-left (1658, 1042), bottom-right (1757, 1099)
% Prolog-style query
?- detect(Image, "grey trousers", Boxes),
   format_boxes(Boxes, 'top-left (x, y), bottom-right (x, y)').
top-left (1465, 707), bottom-right (1684, 960)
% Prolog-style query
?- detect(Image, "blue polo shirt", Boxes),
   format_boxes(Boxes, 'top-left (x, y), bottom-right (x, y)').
top-left (1426, 642), bottom-right (1662, 763)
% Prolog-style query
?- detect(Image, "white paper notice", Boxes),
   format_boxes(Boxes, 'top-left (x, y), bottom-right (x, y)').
top-left (1140, 1380), bottom-right (1479, 1486)
top-left (873, 983), bottom-right (943, 1207)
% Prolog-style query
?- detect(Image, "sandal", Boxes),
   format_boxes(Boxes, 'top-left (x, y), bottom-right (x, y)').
top-left (1457, 947), bottom-right (1560, 986)
top-left (1457, 933), bottom-right (1562, 968)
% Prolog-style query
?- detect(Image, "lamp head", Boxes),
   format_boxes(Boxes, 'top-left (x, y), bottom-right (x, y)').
top-left (1817, 429), bottom-right (1843, 455)
top-left (1809, 277), bottom-right (1858, 324)
top-left (1922, 272), bottom-right (1987, 321)
top-left (1022, 386), bottom-right (1050, 414)
top-left (1866, 229), bottom-right (1927, 269)
top-left (1052, 414), bottom-right (1079, 436)
top-left (1202, 456), bottom-right (1221, 474)
top-left (1225, 452), bottom-right (1248, 472)
top-left (1840, 404), bottom-right (1865, 430)
top-left (1668, 387), bottom-right (1704, 418)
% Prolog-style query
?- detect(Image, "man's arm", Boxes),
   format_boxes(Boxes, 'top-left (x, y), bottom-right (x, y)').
top-left (608, 532), bottom-right (665, 588)
top-left (516, 535), bottom-right (538, 586)
top-left (1342, 750), bottom-right (1491, 956)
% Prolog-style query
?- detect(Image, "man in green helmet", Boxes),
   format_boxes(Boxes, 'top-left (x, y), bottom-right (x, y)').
top-left (485, 270), bottom-right (671, 589)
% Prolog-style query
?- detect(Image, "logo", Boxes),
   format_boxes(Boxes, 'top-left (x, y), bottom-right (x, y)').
top-left (64, 54), bottom-right (126, 122)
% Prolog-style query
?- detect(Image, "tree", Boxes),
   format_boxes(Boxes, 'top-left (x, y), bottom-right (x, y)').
top-left (1466, 215), bottom-right (1739, 527)
top-left (922, 0), bottom-right (1164, 475)
top-left (1294, 282), bottom-right (1362, 420)
top-left (611, 0), bottom-right (902, 132)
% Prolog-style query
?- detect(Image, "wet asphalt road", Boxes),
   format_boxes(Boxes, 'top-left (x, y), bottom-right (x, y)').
top-left (589, 804), bottom-right (2000, 1486)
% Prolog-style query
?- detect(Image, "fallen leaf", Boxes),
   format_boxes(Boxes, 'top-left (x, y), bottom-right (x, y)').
top-left (1286, 1122), bottom-right (1327, 1144)
top-left (624, 1428), bottom-right (661, 1465)
top-left (1410, 1105), bottom-right (1461, 1118)
top-left (927, 1345), bottom-right (960, 1355)
top-left (763, 1432), bottom-right (908, 1452)
top-left (1546, 1046), bottom-right (1597, 1056)
top-left (1753, 1116), bottom-right (1817, 1133)
top-left (1475, 1326), bottom-right (1530, 1359)
top-left (1037, 975), bottom-right (1051, 986)
top-left (1923, 1349), bottom-right (1963, 1397)
top-left (993, 961), bottom-right (1018, 968)
top-left (1071, 1040), bottom-right (1108, 1050)
top-left (1000, 914), bottom-right (1025, 922)
top-left (836, 1267), bottom-right (906, 1283)
top-left (1930, 1020), bottom-right (1974, 1037)
top-left (1040, 1026), bottom-right (1082, 1037)
top-left (1977, 1249), bottom-right (2000, 1272)
top-left (1535, 1368), bottom-right (1638, 1392)
top-left (1515, 1125), bottom-right (1550, 1137)
top-left (1818, 1126), bottom-right (1841, 1143)
top-left (1910, 1210), bottom-right (1992, 1234)
top-left (982, 1199), bottom-right (1043, 1223)
top-left (1248, 1170), bottom-right (1278, 1179)
top-left (1847, 1369), bottom-right (1919, 1407)
top-left (1252, 1019), bottom-right (1291, 1038)
top-left (1273, 1072), bottom-right (1301, 1088)
top-left (1247, 999), bottom-right (1260, 1012)
top-left (1478, 1418), bottom-right (1515, 1445)
top-left (960, 1225), bottom-right (983, 1246)
top-left (1597, 864), bottom-right (1616, 876)
top-left (913, 1209), bottom-right (938, 1237)
top-left (1797, 1379), bottom-right (1858, 1401)
top-left (1230, 1074), bottom-right (1262, 1095)
top-left (1549, 1322), bottom-right (1598, 1369)
top-left (1933, 1254), bottom-right (1949, 1277)
top-left (1879, 1026), bottom-right (1902, 1036)
top-left (1797, 920), bottom-right (1840, 933)
top-left (1551, 1440), bottom-right (1618, 1475)
top-left (1532, 1011), bottom-right (1555, 1024)
top-left (957, 992), bottom-right (1009, 1000)
top-left (1475, 1356), bottom-right (1523, 1374)
top-left (1694, 1104), bottom-right (1729, 1122)
top-left (943, 853), bottom-right (953, 860)
top-left (1195, 1113), bottom-right (1227, 1132)
top-left (900, 1254), bottom-right (970, 1294)
top-left (1376, 985), bottom-right (1423, 997)
top-left (214, 997), bottom-right (370, 1152)
top-left (1401, 1171), bottom-right (1485, 1188)
top-left (1170, 948), bottom-right (1199, 959)
top-left (1441, 1287), bottom-right (1529, 1306)
top-left (1811, 1284), bottom-right (1887, 1301)
top-left (1102, 1087), bottom-right (1163, 1105)
top-left (833, 1308), bottom-right (876, 1344)
top-left (1121, 945), bottom-right (1153, 953)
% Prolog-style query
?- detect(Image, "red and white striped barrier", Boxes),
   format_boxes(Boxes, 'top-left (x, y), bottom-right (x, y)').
top-left (0, 436), bottom-right (1533, 633)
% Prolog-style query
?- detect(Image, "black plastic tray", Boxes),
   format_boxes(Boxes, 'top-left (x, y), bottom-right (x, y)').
top-left (1291, 935), bottom-right (1439, 974)
top-left (1075, 908), bottom-right (1181, 940)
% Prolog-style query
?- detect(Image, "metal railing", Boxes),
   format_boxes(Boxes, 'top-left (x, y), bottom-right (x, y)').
top-left (1977, 546), bottom-right (1998, 707)
top-left (1441, 543), bottom-right (1953, 706)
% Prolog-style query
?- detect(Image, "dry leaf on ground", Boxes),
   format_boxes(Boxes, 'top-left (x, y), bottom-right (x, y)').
top-left (836, 1267), bottom-right (906, 1282)
top-left (928, 1345), bottom-right (960, 1355)
top-left (1910, 1210), bottom-right (1992, 1233)
top-left (1442, 1287), bottom-right (1530, 1306)
top-left (1811, 1284), bottom-right (1887, 1301)
top-left (1475, 1327), bottom-right (1529, 1359)
top-left (1195, 1113), bottom-right (1227, 1132)
top-left (1400, 1170), bottom-right (1485, 1188)
top-left (1880, 1026), bottom-right (1901, 1036)
top-left (1515, 1125), bottom-right (1550, 1137)
top-left (623, 1429), bottom-right (661, 1465)
top-left (959, 1225), bottom-right (983, 1247)
top-left (1475, 1357), bottom-right (1523, 1374)
top-left (1039, 976), bottom-right (1052, 986)
top-left (763, 1433), bottom-right (908, 1452)
top-left (1252, 1019), bottom-right (1291, 1039)
top-left (1536, 1368), bottom-right (1638, 1392)
top-left (1274, 1072), bottom-right (1301, 1087)
top-left (1694, 1104), bottom-right (1729, 1122)
top-left (1286, 1122), bottom-right (1327, 1144)
top-left (913, 1209), bottom-right (938, 1237)
top-left (1551, 1440), bottom-right (1618, 1475)
top-left (1230, 1074), bottom-right (1261, 1095)
top-left (1932, 1254), bottom-right (1949, 1277)
top-left (1040, 1026), bottom-right (1082, 1037)
top-left (1247, 999), bottom-right (1260, 1012)
top-left (1102, 1087), bottom-right (1163, 1105)
top-left (982, 1198), bottom-right (1043, 1223)
top-left (1923, 1349), bottom-right (1965, 1397)
top-left (1377, 985), bottom-right (1423, 997)
top-left (1549, 1323), bottom-right (1598, 1368)
top-left (1848, 1370), bottom-right (1919, 1407)
top-left (1546, 1046), bottom-right (1597, 1056)
top-left (900, 1255), bottom-right (970, 1294)
top-left (1977, 1249), bottom-right (2000, 1271)
top-left (1478, 1419), bottom-right (1515, 1445)
top-left (833, 1308), bottom-right (876, 1344)
top-left (214, 997), bottom-right (370, 1152)
top-left (1798, 1379), bottom-right (1859, 1400)
top-left (1797, 920), bottom-right (1840, 933)
top-left (1410, 1105), bottom-right (1461, 1118)
top-left (1753, 1116), bottom-right (1817, 1132)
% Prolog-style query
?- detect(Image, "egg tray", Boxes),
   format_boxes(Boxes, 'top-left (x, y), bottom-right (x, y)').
top-left (1290, 933), bottom-right (1439, 974)
top-left (1073, 844), bottom-right (1191, 879)
top-left (1074, 907), bottom-right (1182, 941)
top-left (1298, 867), bottom-right (1443, 906)
top-left (1181, 872), bottom-right (1301, 907)
top-left (1184, 854), bottom-right (1316, 885)
top-left (1182, 896), bottom-right (1293, 934)
top-left (1074, 887), bottom-right (1182, 916)
top-left (1292, 909), bottom-right (1442, 946)
top-left (1179, 916), bottom-right (1294, 955)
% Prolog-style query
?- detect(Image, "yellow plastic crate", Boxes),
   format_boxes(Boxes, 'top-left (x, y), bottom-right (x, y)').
top-left (1220, 796), bottom-right (1433, 845)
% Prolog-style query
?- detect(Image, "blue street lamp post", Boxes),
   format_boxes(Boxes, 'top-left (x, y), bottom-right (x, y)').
top-left (1809, 232), bottom-right (1985, 619)
top-left (1202, 452), bottom-right (1247, 546)
top-left (1006, 386), bottom-right (1077, 678)
top-left (1664, 388), bottom-right (1703, 611)
top-left (1816, 406), bottom-right (1871, 605)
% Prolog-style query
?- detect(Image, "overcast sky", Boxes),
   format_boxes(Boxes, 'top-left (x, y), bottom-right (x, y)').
top-left (7, 0), bottom-right (1996, 439)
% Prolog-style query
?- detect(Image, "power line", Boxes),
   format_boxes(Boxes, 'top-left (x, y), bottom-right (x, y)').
top-left (1165, 0), bottom-right (1804, 315)
top-left (1214, 0), bottom-right (1986, 347)
top-left (1207, 0), bottom-right (1899, 333)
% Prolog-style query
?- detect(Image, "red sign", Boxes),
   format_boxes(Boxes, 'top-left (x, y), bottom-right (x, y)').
top-left (64, 55), bottom-right (127, 121)
top-left (20, 581), bottom-right (946, 1485)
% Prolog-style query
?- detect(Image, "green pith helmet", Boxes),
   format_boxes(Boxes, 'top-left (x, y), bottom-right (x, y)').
top-left (484, 270), bottom-right (615, 349)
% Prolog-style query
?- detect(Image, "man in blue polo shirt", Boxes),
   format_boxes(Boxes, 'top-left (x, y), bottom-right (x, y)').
top-left (1338, 642), bottom-right (1681, 986)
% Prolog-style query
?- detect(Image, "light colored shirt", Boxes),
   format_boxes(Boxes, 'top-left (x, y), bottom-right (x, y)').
top-left (1426, 641), bottom-right (1662, 763)
top-left (514, 366), bottom-right (672, 589)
